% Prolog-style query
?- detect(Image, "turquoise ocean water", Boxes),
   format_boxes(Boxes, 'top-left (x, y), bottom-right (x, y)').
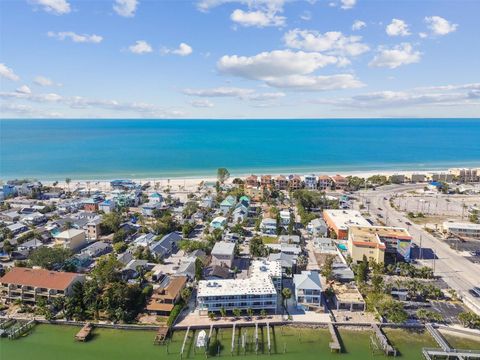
top-left (1, 119), bottom-right (479, 180)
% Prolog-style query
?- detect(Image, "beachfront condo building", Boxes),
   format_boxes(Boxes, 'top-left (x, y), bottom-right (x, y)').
top-left (0, 267), bottom-right (84, 305)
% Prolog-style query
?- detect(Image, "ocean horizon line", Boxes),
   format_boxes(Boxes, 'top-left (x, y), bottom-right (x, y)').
top-left (2, 117), bottom-right (480, 121)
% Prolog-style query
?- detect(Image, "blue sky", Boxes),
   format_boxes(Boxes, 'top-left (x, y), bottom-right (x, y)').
top-left (0, 0), bottom-right (479, 118)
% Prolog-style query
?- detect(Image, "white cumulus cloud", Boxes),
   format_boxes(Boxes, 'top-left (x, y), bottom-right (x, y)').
top-left (352, 20), bottom-right (366, 31)
top-left (113, 0), bottom-right (138, 17)
top-left (424, 16), bottom-right (458, 36)
top-left (369, 43), bottom-right (421, 69)
top-left (218, 50), bottom-right (338, 81)
top-left (183, 87), bottom-right (255, 98)
top-left (30, 0), bottom-right (71, 15)
top-left (47, 31), bottom-right (103, 43)
top-left (284, 29), bottom-right (369, 58)
top-left (386, 19), bottom-right (411, 37)
top-left (231, 9), bottom-right (285, 27)
top-left (128, 40), bottom-right (153, 54)
top-left (16, 85), bottom-right (32, 94)
top-left (0, 63), bottom-right (20, 81)
top-left (340, 0), bottom-right (356, 10)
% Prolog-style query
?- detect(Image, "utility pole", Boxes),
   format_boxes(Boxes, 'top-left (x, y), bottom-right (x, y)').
top-left (419, 235), bottom-right (423, 260)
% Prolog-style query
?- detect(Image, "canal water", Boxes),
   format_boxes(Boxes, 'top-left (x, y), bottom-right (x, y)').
top-left (1, 325), bottom-right (479, 360)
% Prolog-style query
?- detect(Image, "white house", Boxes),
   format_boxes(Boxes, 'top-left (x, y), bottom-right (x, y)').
top-left (261, 218), bottom-right (277, 235)
top-left (280, 210), bottom-right (291, 226)
top-left (293, 271), bottom-right (322, 308)
top-left (54, 229), bottom-right (87, 251)
top-left (148, 192), bottom-right (163, 203)
top-left (210, 216), bottom-right (227, 230)
top-left (211, 241), bottom-right (236, 268)
top-left (307, 218), bottom-right (328, 237)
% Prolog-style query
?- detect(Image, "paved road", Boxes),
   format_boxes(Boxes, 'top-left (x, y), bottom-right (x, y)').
top-left (358, 184), bottom-right (480, 314)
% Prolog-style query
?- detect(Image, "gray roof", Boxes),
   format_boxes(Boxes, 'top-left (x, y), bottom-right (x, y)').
top-left (293, 271), bottom-right (322, 291)
top-left (211, 241), bottom-right (235, 256)
top-left (149, 231), bottom-right (182, 257)
top-left (268, 252), bottom-right (296, 268)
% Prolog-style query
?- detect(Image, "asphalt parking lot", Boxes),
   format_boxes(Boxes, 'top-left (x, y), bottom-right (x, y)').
top-left (429, 301), bottom-right (467, 324)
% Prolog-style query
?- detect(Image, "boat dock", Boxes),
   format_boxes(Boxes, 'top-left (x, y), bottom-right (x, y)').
top-left (180, 326), bottom-right (191, 359)
top-left (371, 324), bottom-right (397, 356)
top-left (75, 323), bottom-right (93, 342)
top-left (328, 323), bottom-right (342, 353)
top-left (425, 323), bottom-right (451, 351)
top-left (7, 319), bottom-right (36, 340)
top-left (422, 347), bottom-right (480, 360)
top-left (153, 326), bottom-right (169, 345)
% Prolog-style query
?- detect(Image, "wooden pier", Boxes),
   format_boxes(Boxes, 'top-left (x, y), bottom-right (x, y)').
top-left (328, 323), bottom-right (342, 353)
top-left (255, 322), bottom-right (259, 354)
top-left (180, 326), bottom-right (191, 359)
top-left (75, 322), bottom-right (93, 342)
top-left (266, 322), bottom-right (271, 354)
top-left (371, 324), bottom-right (397, 356)
top-left (231, 323), bottom-right (236, 354)
top-left (425, 323), bottom-right (451, 352)
top-left (422, 347), bottom-right (480, 360)
top-left (7, 319), bottom-right (36, 340)
top-left (153, 326), bottom-right (169, 345)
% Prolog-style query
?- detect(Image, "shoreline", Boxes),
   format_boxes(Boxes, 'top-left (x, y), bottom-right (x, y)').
top-left (4, 165), bottom-right (480, 183)
top-left (7, 167), bottom-right (475, 192)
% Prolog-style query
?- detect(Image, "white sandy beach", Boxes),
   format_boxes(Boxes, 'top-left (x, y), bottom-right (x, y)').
top-left (39, 168), bottom-right (456, 193)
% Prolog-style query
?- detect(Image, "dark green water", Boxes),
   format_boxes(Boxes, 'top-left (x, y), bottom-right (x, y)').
top-left (2, 325), bottom-right (479, 359)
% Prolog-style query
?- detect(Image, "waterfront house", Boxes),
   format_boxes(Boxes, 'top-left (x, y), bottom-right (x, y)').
top-left (245, 175), bottom-right (258, 187)
top-left (146, 276), bottom-right (187, 315)
top-left (0, 267), bottom-right (84, 305)
top-left (318, 176), bottom-right (332, 191)
top-left (331, 175), bottom-right (348, 190)
top-left (260, 175), bottom-right (272, 189)
top-left (304, 175), bottom-right (317, 190)
top-left (293, 271), bottom-right (322, 308)
top-left (288, 175), bottom-right (302, 190)
top-left (275, 175), bottom-right (288, 190)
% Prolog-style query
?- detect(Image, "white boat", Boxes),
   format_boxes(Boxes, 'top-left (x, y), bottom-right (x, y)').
top-left (196, 330), bottom-right (207, 348)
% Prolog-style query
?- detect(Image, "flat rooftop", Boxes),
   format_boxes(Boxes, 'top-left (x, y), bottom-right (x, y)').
top-left (250, 259), bottom-right (282, 279)
top-left (350, 226), bottom-right (412, 241)
top-left (323, 210), bottom-right (370, 230)
top-left (198, 274), bottom-right (276, 297)
top-left (332, 283), bottom-right (365, 303)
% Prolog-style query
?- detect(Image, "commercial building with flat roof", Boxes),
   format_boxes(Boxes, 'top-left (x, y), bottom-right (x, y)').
top-left (443, 222), bottom-right (480, 239)
top-left (347, 226), bottom-right (412, 263)
top-left (323, 210), bottom-right (370, 239)
top-left (0, 267), bottom-right (84, 304)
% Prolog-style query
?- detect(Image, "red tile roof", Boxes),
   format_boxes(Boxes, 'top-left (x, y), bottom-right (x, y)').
top-left (0, 267), bottom-right (81, 290)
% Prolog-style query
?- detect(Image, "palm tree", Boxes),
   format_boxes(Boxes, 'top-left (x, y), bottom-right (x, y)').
top-left (260, 309), bottom-right (267, 318)
top-left (220, 306), bottom-right (227, 319)
top-left (247, 307), bottom-right (254, 318)
top-left (281, 288), bottom-right (292, 311)
top-left (233, 308), bottom-right (241, 318)
top-left (208, 312), bottom-right (215, 321)
top-left (65, 177), bottom-right (71, 192)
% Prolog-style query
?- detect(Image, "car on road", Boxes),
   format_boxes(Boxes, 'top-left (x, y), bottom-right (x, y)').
top-left (378, 207), bottom-right (383, 211)
top-left (469, 288), bottom-right (480, 297)
top-left (405, 221), bottom-right (412, 226)
top-left (378, 214), bottom-right (383, 218)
